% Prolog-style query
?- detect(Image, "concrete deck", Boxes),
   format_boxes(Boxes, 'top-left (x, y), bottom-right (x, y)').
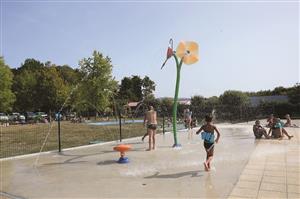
top-left (0, 121), bottom-right (299, 199)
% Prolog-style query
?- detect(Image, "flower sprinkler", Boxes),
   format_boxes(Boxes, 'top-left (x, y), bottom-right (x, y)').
top-left (113, 144), bottom-right (132, 163)
top-left (161, 39), bottom-right (199, 148)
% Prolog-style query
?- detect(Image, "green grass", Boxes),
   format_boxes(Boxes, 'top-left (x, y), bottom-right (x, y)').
top-left (0, 120), bottom-right (156, 158)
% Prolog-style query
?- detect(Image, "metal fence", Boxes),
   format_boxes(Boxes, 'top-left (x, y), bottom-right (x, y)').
top-left (1, 102), bottom-right (299, 158)
top-left (0, 115), bottom-right (187, 158)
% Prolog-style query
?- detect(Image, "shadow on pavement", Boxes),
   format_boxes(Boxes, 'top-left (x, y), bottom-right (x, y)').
top-left (97, 160), bottom-right (117, 165)
top-left (144, 170), bottom-right (204, 179)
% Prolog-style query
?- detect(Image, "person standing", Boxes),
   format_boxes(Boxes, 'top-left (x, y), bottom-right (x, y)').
top-left (143, 106), bottom-right (158, 151)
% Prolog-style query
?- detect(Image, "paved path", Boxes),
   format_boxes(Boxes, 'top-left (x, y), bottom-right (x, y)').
top-left (228, 123), bottom-right (300, 199)
top-left (0, 121), bottom-right (299, 199)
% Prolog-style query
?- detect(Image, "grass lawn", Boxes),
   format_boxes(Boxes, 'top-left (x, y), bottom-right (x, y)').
top-left (0, 120), bottom-right (158, 158)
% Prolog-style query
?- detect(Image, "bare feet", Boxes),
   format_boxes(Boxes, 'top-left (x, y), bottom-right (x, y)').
top-left (146, 148), bottom-right (151, 151)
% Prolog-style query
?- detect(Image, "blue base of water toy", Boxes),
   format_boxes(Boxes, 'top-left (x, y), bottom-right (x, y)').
top-left (117, 157), bottom-right (129, 164)
top-left (172, 143), bottom-right (182, 148)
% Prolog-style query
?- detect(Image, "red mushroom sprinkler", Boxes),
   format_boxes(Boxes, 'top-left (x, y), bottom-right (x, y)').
top-left (113, 144), bottom-right (132, 163)
top-left (161, 39), bottom-right (199, 148)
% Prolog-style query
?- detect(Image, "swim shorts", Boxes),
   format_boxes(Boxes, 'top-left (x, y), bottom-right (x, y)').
top-left (147, 124), bottom-right (157, 130)
top-left (204, 141), bottom-right (214, 150)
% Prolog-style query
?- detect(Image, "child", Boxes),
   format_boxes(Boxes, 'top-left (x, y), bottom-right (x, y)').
top-left (253, 120), bottom-right (270, 139)
top-left (196, 115), bottom-right (220, 171)
top-left (266, 114), bottom-right (274, 127)
top-left (284, 114), bottom-right (299, 127)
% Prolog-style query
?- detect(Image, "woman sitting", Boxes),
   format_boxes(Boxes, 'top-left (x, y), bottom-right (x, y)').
top-left (268, 118), bottom-right (293, 139)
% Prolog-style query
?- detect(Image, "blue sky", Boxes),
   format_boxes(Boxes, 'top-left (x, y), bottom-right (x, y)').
top-left (1, 0), bottom-right (299, 98)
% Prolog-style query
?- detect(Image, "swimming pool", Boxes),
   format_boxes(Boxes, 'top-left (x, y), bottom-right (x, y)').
top-left (88, 119), bottom-right (144, 126)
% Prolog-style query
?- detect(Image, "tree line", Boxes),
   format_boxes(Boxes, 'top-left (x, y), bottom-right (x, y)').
top-left (0, 51), bottom-right (155, 117)
top-left (1, 50), bottom-right (299, 120)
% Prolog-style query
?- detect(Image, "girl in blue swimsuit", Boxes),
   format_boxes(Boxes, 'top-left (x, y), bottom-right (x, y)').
top-left (196, 115), bottom-right (220, 171)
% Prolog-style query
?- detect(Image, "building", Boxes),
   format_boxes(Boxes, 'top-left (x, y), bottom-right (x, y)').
top-left (249, 95), bottom-right (289, 107)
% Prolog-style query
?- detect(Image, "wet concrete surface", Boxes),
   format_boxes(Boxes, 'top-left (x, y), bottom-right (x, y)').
top-left (0, 123), bottom-right (276, 198)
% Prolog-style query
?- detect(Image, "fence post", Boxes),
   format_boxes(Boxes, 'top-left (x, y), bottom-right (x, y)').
top-left (57, 112), bottom-right (62, 152)
top-left (118, 110), bottom-right (122, 142)
top-left (162, 114), bottom-right (165, 135)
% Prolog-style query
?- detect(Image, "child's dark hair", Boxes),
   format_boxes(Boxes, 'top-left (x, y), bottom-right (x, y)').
top-left (205, 115), bottom-right (213, 122)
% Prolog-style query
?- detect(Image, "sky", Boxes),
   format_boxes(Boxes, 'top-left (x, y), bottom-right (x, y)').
top-left (1, 0), bottom-right (299, 98)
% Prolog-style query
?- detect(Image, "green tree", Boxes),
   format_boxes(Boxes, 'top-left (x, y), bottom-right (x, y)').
top-left (56, 65), bottom-right (81, 86)
top-left (36, 66), bottom-right (68, 112)
top-left (219, 90), bottom-right (249, 106)
top-left (118, 75), bottom-right (155, 103)
top-left (131, 75), bottom-right (143, 101)
top-left (219, 90), bottom-right (249, 121)
top-left (12, 59), bottom-right (44, 112)
top-left (118, 77), bottom-right (135, 103)
top-left (77, 50), bottom-right (117, 118)
top-left (158, 97), bottom-right (173, 117)
top-left (0, 57), bottom-right (15, 112)
top-left (12, 59), bottom-right (69, 113)
top-left (287, 83), bottom-right (300, 104)
top-left (190, 95), bottom-right (205, 118)
top-left (142, 76), bottom-right (156, 100)
top-left (272, 86), bottom-right (288, 95)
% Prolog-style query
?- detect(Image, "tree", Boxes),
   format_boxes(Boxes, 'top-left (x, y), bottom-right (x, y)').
top-left (12, 59), bottom-right (44, 111)
top-left (272, 86), bottom-right (288, 95)
top-left (219, 90), bottom-right (249, 106)
top-left (12, 59), bottom-right (69, 113)
top-left (219, 90), bottom-right (249, 121)
top-left (190, 95), bottom-right (206, 118)
top-left (287, 83), bottom-right (300, 104)
top-left (158, 97), bottom-right (173, 117)
top-left (56, 65), bottom-right (81, 86)
top-left (0, 57), bottom-right (15, 112)
top-left (77, 50), bottom-right (117, 118)
top-left (118, 75), bottom-right (156, 103)
top-left (36, 66), bottom-right (68, 112)
top-left (118, 77), bottom-right (135, 103)
top-left (142, 76), bottom-right (155, 100)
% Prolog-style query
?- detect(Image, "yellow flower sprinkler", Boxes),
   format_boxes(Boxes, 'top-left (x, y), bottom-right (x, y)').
top-left (161, 39), bottom-right (199, 147)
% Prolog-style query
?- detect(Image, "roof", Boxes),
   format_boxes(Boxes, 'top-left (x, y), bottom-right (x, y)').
top-left (127, 102), bottom-right (139, 107)
top-left (178, 98), bottom-right (191, 105)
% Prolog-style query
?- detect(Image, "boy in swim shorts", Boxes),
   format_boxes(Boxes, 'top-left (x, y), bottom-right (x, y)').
top-left (196, 115), bottom-right (220, 171)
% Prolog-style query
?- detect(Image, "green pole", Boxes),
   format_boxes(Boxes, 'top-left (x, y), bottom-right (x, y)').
top-left (172, 56), bottom-right (183, 147)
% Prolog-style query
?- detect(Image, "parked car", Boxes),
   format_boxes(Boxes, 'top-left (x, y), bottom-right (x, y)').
top-left (36, 112), bottom-right (48, 119)
top-left (24, 112), bottom-right (37, 122)
top-left (35, 112), bottom-right (49, 123)
top-left (66, 112), bottom-right (76, 121)
top-left (0, 113), bottom-right (9, 122)
top-left (9, 113), bottom-right (26, 123)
